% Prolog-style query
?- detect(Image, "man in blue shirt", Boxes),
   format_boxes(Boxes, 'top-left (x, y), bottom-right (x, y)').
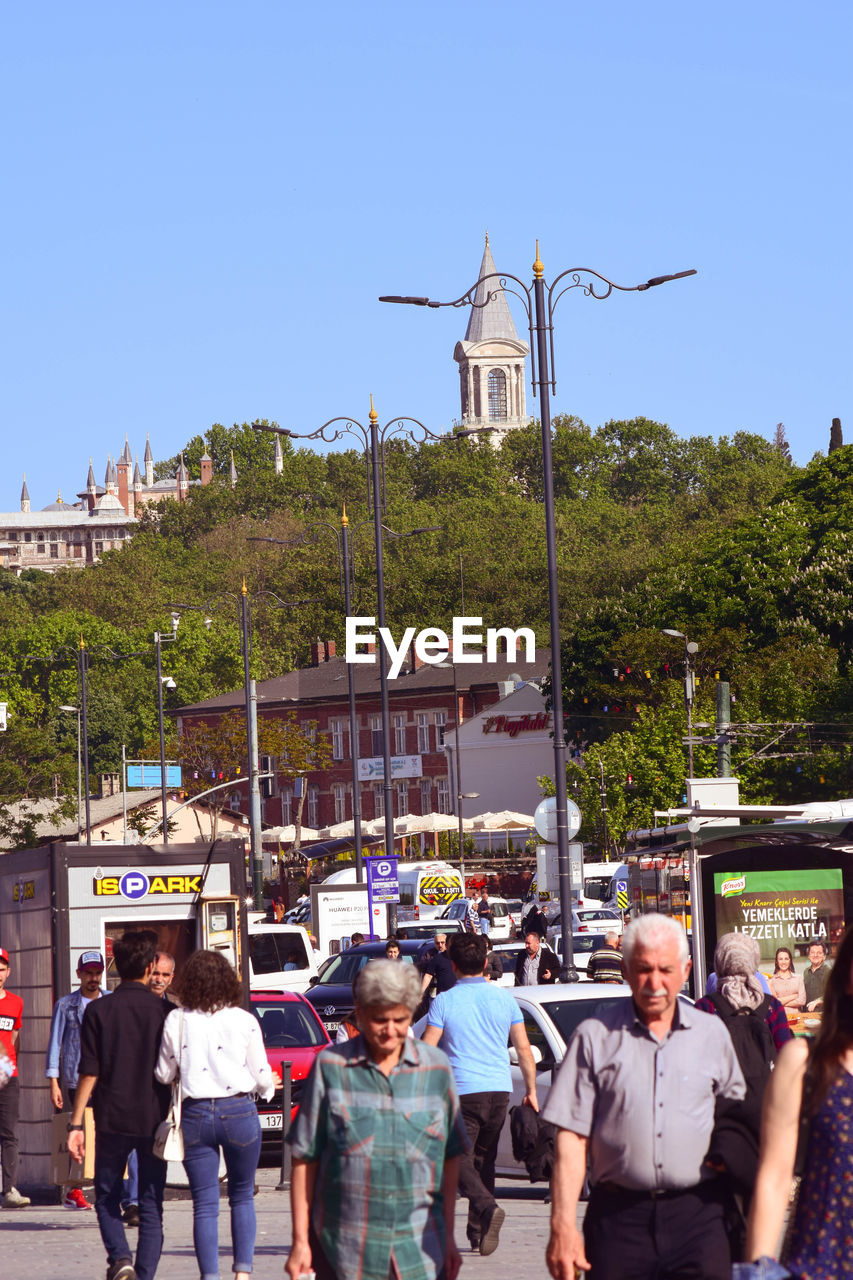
top-left (45, 950), bottom-right (108, 1211)
top-left (423, 933), bottom-right (538, 1256)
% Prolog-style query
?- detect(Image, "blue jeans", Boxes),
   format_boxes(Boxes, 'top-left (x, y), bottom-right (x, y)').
top-left (94, 1133), bottom-right (166, 1280)
top-left (122, 1147), bottom-right (139, 1208)
top-left (181, 1095), bottom-right (262, 1280)
top-left (479, 918), bottom-right (491, 936)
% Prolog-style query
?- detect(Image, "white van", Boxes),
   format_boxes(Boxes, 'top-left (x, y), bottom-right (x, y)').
top-left (247, 918), bottom-right (320, 994)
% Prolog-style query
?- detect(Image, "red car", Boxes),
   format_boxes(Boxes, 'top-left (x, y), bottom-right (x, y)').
top-left (250, 990), bottom-right (330, 1146)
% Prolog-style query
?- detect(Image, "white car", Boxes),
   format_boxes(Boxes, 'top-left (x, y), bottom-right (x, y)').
top-left (547, 929), bottom-right (627, 980)
top-left (495, 985), bottom-right (690, 1177)
top-left (440, 897), bottom-right (512, 942)
top-left (505, 898), bottom-right (525, 935)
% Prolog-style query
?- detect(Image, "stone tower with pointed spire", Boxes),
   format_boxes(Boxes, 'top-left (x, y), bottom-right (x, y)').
top-left (454, 235), bottom-right (529, 443)
top-left (20, 477), bottom-right (30, 514)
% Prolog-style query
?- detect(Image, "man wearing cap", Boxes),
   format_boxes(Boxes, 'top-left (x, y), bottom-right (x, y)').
top-left (46, 950), bottom-right (111, 1211)
top-left (0, 946), bottom-right (29, 1208)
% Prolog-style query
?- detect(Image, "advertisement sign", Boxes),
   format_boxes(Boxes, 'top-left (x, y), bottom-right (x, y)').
top-left (310, 884), bottom-right (389, 953)
top-left (713, 867), bottom-right (844, 1033)
top-left (366, 857), bottom-right (399, 904)
top-left (357, 755), bottom-right (423, 781)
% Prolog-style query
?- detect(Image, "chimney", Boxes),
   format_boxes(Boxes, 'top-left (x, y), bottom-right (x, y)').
top-left (309, 640), bottom-right (323, 667)
top-left (325, 640), bottom-right (336, 660)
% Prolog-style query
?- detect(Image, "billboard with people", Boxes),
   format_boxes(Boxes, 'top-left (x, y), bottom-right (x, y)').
top-left (713, 867), bottom-right (843, 1032)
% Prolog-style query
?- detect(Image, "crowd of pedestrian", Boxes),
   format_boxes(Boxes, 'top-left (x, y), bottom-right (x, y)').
top-left (1, 901), bottom-right (851, 1280)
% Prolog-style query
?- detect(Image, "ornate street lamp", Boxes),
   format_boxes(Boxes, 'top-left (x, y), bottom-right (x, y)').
top-left (381, 247), bottom-right (696, 979)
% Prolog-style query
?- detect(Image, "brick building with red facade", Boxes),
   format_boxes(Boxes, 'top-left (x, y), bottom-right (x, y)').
top-left (177, 640), bottom-right (550, 832)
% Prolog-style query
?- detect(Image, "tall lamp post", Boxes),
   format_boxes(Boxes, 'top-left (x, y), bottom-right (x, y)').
top-left (254, 404), bottom-right (482, 920)
top-left (170, 588), bottom-right (309, 908)
top-left (59, 704), bottom-right (82, 844)
top-left (662, 628), bottom-right (699, 781)
top-left (382, 247), bottom-right (696, 980)
top-left (154, 615), bottom-right (180, 845)
top-left (251, 511), bottom-right (369, 881)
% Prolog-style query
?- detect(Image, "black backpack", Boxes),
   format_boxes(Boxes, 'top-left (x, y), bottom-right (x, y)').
top-left (708, 992), bottom-right (777, 1099)
top-left (705, 992), bottom-right (777, 1199)
top-left (509, 1104), bottom-right (557, 1183)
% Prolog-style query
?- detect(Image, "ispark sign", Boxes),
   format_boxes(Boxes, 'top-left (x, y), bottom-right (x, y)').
top-left (345, 616), bottom-right (536, 679)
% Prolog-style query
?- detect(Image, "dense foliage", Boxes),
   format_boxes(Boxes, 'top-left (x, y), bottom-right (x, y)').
top-left (4, 411), bottom-right (850, 854)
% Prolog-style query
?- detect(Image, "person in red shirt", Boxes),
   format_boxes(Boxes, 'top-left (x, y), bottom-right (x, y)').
top-left (0, 946), bottom-right (29, 1208)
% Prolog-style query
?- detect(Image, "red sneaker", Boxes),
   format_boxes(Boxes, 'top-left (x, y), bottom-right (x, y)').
top-left (63, 1187), bottom-right (93, 1210)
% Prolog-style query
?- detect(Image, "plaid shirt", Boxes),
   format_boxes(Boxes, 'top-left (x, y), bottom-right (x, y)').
top-left (288, 1034), bottom-right (468, 1280)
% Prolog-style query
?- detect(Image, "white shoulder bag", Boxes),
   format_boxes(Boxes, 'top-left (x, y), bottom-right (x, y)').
top-left (153, 1010), bottom-right (184, 1162)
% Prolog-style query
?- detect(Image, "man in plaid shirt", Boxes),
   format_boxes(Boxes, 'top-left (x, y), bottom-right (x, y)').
top-left (286, 959), bottom-right (467, 1280)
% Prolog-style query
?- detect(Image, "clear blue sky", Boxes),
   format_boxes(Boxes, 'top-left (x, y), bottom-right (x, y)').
top-left (2, 2), bottom-right (850, 509)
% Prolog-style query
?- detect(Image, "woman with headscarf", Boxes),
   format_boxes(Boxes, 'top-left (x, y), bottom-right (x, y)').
top-left (697, 933), bottom-right (794, 1052)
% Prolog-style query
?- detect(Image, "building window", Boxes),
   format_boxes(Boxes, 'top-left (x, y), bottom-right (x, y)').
top-left (373, 784), bottom-right (384, 820)
top-left (396, 781), bottom-right (409, 816)
top-left (281, 786), bottom-right (293, 819)
top-left (37, 541), bottom-right (46, 554)
top-left (333, 783), bottom-right (347, 824)
top-left (370, 715), bottom-right (383, 757)
top-left (394, 713), bottom-right (406, 755)
top-left (306, 786), bottom-right (319, 829)
top-left (50, 544), bottom-right (58, 558)
top-left (330, 718), bottom-right (347, 761)
top-left (488, 369), bottom-right (507, 421)
top-left (7, 531), bottom-right (16, 541)
top-left (436, 778), bottom-right (450, 814)
top-left (435, 711), bottom-right (447, 749)
top-left (94, 541), bottom-right (103, 556)
top-left (260, 755), bottom-right (277, 798)
top-left (49, 530), bottom-right (58, 541)
top-left (24, 532), bottom-right (31, 543)
top-left (416, 712), bottom-right (430, 754)
top-left (420, 779), bottom-right (431, 813)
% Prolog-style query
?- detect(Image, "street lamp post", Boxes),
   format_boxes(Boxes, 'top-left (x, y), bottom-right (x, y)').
top-left (253, 404), bottom-right (477, 928)
top-left (252, 510), bottom-right (367, 881)
top-left (59, 704), bottom-right (82, 843)
top-left (381, 247), bottom-right (695, 980)
top-left (662, 628), bottom-right (699, 780)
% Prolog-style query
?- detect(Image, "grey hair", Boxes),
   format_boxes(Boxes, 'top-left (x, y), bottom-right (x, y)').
top-left (622, 914), bottom-right (689, 968)
top-left (353, 958), bottom-right (422, 1013)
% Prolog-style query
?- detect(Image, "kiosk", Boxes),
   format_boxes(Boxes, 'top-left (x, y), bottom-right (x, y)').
top-left (0, 838), bottom-right (248, 1188)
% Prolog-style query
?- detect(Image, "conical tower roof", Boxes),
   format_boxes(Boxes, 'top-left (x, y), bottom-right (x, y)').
top-left (20, 476), bottom-right (29, 503)
top-left (120, 435), bottom-right (132, 465)
top-left (133, 458), bottom-right (142, 485)
top-left (144, 434), bottom-right (153, 463)
top-left (176, 454), bottom-right (188, 481)
top-left (86, 459), bottom-right (96, 489)
top-left (463, 235), bottom-right (521, 344)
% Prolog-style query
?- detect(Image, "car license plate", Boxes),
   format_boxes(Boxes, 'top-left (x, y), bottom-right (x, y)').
top-left (259, 1112), bottom-right (284, 1130)
top-left (325, 1021), bottom-right (340, 1033)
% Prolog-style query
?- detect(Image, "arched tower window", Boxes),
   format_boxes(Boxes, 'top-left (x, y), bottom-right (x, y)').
top-left (487, 369), bottom-right (507, 421)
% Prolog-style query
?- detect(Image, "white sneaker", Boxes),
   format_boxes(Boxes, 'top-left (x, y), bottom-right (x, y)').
top-left (3, 1186), bottom-right (31, 1208)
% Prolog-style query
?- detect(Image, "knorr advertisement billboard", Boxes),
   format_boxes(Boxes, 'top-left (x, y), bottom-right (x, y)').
top-left (713, 868), bottom-right (843, 1031)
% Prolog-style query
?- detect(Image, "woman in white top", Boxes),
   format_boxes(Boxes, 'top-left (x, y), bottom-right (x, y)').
top-left (155, 950), bottom-right (275, 1280)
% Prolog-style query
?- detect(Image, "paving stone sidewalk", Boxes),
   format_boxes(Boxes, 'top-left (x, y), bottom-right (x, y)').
top-left (5, 1172), bottom-right (561, 1280)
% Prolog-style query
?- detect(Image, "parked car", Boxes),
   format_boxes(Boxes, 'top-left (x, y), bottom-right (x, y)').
top-left (247, 919), bottom-right (320, 994)
top-left (439, 896), bottom-right (512, 941)
top-left (490, 941), bottom-right (528, 987)
top-left (249, 991), bottom-right (330, 1151)
top-left (548, 930), bottom-right (625, 980)
top-left (545, 907), bottom-right (623, 945)
top-left (393, 920), bottom-right (464, 942)
top-left (505, 898), bottom-right (525, 936)
top-left (304, 939), bottom-right (431, 1034)
top-left (494, 985), bottom-right (691, 1177)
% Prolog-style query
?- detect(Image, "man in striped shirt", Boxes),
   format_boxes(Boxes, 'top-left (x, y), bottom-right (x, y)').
top-left (587, 933), bottom-right (625, 985)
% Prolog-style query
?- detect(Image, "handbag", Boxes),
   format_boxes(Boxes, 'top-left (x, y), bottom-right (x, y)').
top-left (153, 1010), bottom-right (184, 1162)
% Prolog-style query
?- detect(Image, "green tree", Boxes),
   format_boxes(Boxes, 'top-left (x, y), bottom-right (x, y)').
top-left (0, 719), bottom-right (76, 849)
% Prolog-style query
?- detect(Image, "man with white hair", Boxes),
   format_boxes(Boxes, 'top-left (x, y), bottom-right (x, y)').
top-left (544, 913), bottom-right (746, 1280)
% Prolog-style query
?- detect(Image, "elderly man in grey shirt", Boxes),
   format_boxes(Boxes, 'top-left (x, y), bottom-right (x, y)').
top-left (544, 913), bottom-right (745, 1280)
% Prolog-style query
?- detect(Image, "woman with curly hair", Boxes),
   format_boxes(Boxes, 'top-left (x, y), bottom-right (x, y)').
top-left (743, 925), bottom-right (853, 1277)
top-left (155, 949), bottom-right (275, 1280)
top-left (768, 946), bottom-right (806, 1013)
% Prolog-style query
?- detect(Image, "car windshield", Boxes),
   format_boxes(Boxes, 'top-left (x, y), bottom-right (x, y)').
top-left (252, 1002), bottom-right (327, 1047)
top-left (316, 951), bottom-right (416, 984)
